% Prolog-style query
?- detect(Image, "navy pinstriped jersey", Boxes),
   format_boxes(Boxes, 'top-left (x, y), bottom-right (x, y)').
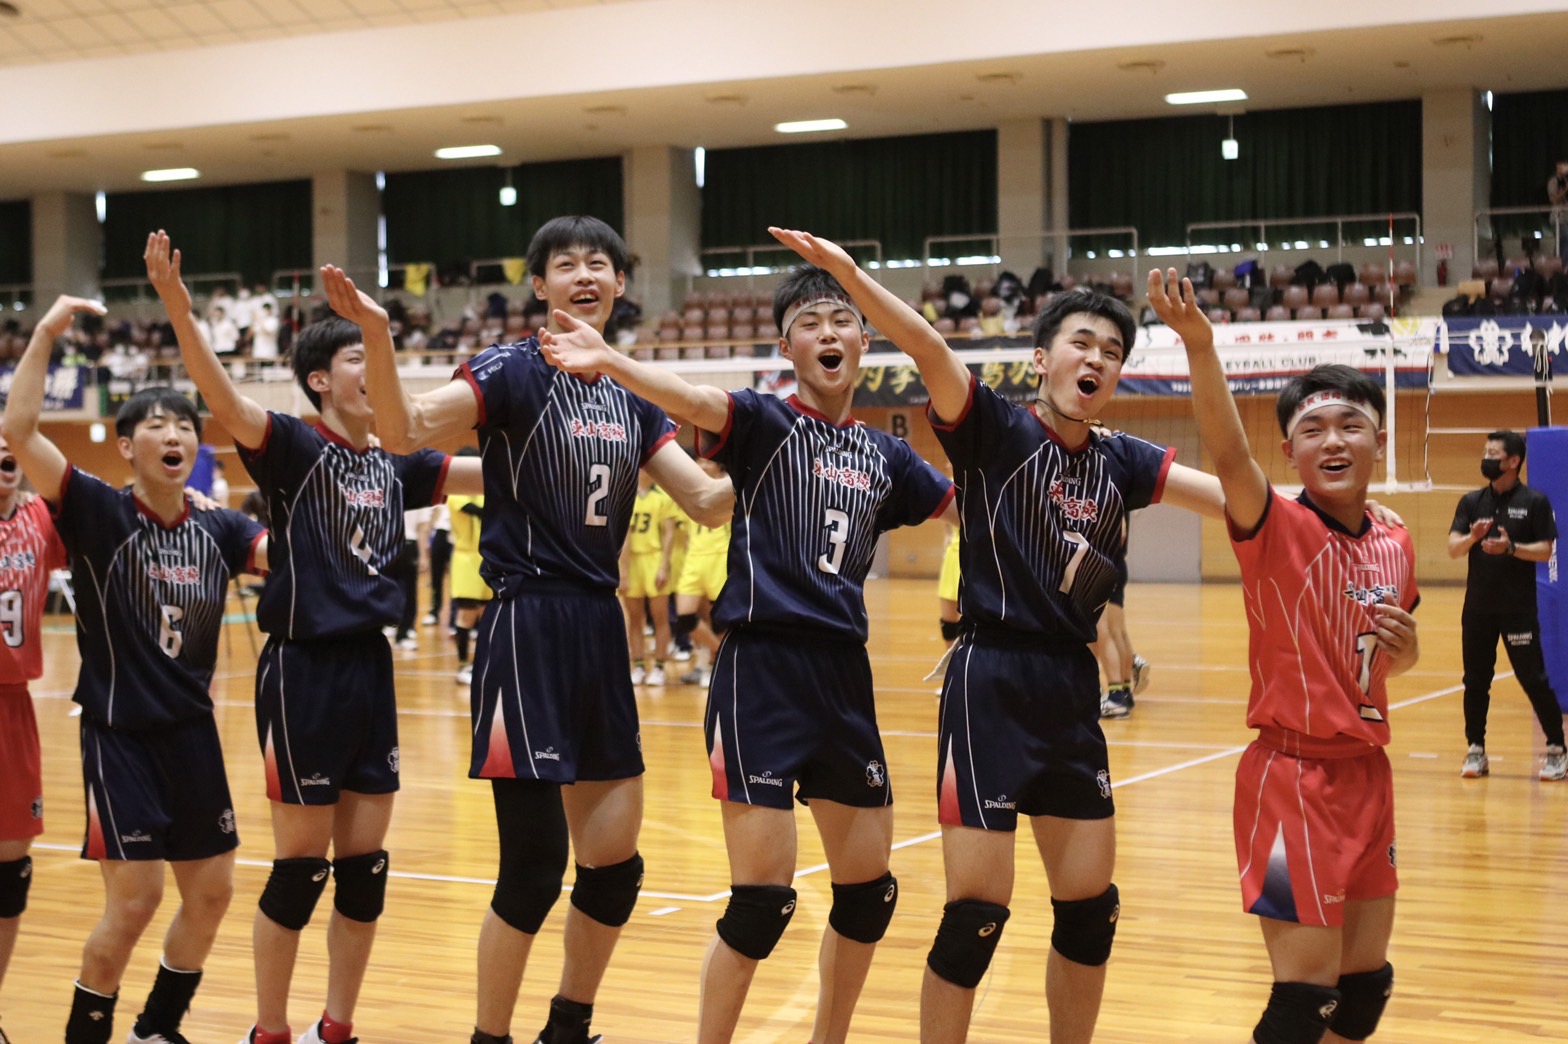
top-left (52, 466), bottom-right (264, 730)
top-left (239, 412), bottom-right (449, 638)
top-left (458, 339), bottom-right (677, 597)
top-left (702, 390), bottom-right (952, 642)
top-left (930, 377), bottom-right (1173, 642)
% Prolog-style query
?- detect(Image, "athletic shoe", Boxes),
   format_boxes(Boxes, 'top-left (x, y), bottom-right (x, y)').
top-left (1131, 655), bottom-right (1152, 696)
top-left (1099, 690), bottom-right (1134, 719)
top-left (532, 1034), bottom-right (602, 1044)
top-left (1460, 745), bottom-right (1489, 778)
top-left (456, 664), bottom-right (473, 686)
top-left (645, 665), bottom-right (666, 686)
top-left (672, 646), bottom-right (692, 662)
top-left (422, 613), bottom-right (439, 626)
top-left (1541, 745), bottom-right (1567, 782)
top-left (297, 1020), bottom-right (358, 1044)
top-left (396, 634), bottom-right (418, 650)
top-left (678, 666), bottom-right (710, 686)
top-left (128, 1029), bottom-right (191, 1044)
top-left (630, 663), bottom-right (646, 685)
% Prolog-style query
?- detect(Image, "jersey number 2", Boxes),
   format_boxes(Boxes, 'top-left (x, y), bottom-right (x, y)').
top-left (585, 463), bottom-right (611, 527)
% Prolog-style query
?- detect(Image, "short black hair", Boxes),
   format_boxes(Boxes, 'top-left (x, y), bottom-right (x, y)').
top-left (526, 216), bottom-right (629, 279)
top-left (1274, 364), bottom-right (1386, 436)
top-left (771, 264), bottom-right (859, 334)
top-left (292, 316), bottom-right (364, 410)
top-left (114, 387), bottom-right (202, 440)
top-left (1031, 289), bottom-right (1138, 362)
top-left (1488, 429), bottom-right (1527, 463)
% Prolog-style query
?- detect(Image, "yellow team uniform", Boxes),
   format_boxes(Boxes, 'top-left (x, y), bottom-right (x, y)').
top-left (675, 514), bottom-right (731, 602)
top-left (938, 523), bottom-right (961, 602)
top-left (448, 494), bottom-right (493, 602)
top-left (624, 485), bottom-right (676, 598)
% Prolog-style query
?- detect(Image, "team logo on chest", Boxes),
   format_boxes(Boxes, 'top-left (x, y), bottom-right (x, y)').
top-left (147, 548), bottom-right (197, 585)
top-left (813, 457), bottom-right (871, 492)
top-left (1048, 477), bottom-right (1099, 523)
top-left (341, 485), bottom-right (386, 508)
top-left (569, 417), bottom-right (628, 443)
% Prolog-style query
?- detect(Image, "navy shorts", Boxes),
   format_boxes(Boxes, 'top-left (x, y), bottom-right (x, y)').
top-left (936, 629), bottom-right (1112, 830)
top-left (706, 627), bottom-right (891, 810)
top-left (80, 714), bottom-right (238, 862)
top-left (1108, 557), bottom-right (1129, 608)
top-left (256, 633), bottom-right (400, 805)
top-left (469, 586), bottom-right (643, 783)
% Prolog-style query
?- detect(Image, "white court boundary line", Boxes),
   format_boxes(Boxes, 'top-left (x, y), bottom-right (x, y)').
top-left (33, 675), bottom-right (1497, 908)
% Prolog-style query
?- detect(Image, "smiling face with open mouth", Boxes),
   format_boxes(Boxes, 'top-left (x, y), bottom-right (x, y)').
top-left (1281, 403), bottom-right (1385, 509)
top-left (0, 433), bottom-right (20, 505)
top-left (779, 300), bottom-right (867, 412)
top-left (533, 245), bottom-right (625, 335)
top-left (1032, 312), bottom-right (1127, 434)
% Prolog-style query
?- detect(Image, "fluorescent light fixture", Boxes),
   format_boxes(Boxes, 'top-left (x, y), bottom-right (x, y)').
top-left (1221, 137), bottom-right (1239, 160)
top-left (95, 191), bottom-right (106, 223)
top-left (435, 144), bottom-right (502, 159)
top-left (499, 185), bottom-right (517, 206)
top-left (140, 167), bottom-right (200, 182)
top-left (1165, 88), bottom-right (1248, 105)
top-left (774, 118), bottom-right (847, 134)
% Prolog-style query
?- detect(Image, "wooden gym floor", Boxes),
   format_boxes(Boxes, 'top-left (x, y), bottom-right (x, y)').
top-left (2, 579), bottom-right (1564, 1042)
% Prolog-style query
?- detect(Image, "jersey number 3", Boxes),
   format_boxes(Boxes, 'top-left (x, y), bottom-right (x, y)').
top-left (818, 508), bottom-right (849, 575)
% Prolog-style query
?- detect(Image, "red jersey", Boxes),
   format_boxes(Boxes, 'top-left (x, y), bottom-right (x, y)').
top-left (1230, 491), bottom-right (1418, 749)
top-left (0, 497), bottom-right (68, 685)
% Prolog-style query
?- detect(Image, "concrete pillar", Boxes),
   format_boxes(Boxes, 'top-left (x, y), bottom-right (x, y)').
top-left (31, 191), bottom-right (101, 299)
top-left (311, 170), bottom-right (380, 281)
top-left (623, 146), bottom-right (700, 318)
top-left (1048, 118), bottom-right (1070, 275)
top-left (996, 118), bottom-right (1048, 278)
top-left (1422, 89), bottom-right (1489, 286)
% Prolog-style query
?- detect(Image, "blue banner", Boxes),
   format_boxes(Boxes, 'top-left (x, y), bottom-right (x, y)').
top-left (1441, 316), bottom-right (1564, 377)
top-left (0, 364), bottom-right (90, 410)
top-left (1525, 427), bottom-right (1568, 710)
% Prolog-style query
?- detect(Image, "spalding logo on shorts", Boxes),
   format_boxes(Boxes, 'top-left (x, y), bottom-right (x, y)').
top-left (387, 747), bottom-right (401, 774)
top-left (866, 760), bottom-right (885, 788)
top-left (977, 922), bottom-right (998, 937)
top-left (30, 796), bottom-right (42, 820)
top-left (218, 809), bottom-right (236, 835)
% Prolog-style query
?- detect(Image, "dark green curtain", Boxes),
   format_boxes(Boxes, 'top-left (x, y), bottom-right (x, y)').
top-left (0, 200), bottom-right (29, 285)
top-left (1488, 89), bottom-right (1568, 241)
top-left (383, 157), bottom-right (624, 275)
top-left (1070, 101), bottom-right (1422, 250)
top-left (702, 130), bottom-right (997, 261)
top-left (102, 180), bottom-right (311, 288)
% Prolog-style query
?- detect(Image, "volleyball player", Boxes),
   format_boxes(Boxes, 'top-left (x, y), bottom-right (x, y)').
top-left (623, 471), bottom-right (677, 686)
top-left (144, 232), bottom-right (481, 1044)
top-left (5, 295), bottom-right (267, 1044)
top-left (1149, 269), bottom-right (1418, 1044)
top-left (672, 458), bottom-right (730, 688)
top-left (540, 262), bottom-right (954, 1043)
top-left (334, 215), bottom-right (734, 1044)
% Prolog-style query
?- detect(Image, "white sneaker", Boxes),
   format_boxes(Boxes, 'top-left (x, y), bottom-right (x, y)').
top-left (1131, 655), bottom-right (1152, 696)
top-left (396, 635), bottom-right (418, 650)
top-left (646, 665), bottom-right (666, 686)
top-left (127, 1029), bottom-right (191, 1044)
top-left (297, 1020), bottom-right (357, 1044)
top-left (672, 646), bottom-right (692, 662)
top-left (1541, 745), bottom-right (1567, 782)
top-left (456, 664), bottom-right (473, 685)
top-left (630, 663), bottom-right (646, 685)
top-left (1460, 744), bottom-right (1489, 778)
top-left (678, 666), bottom-right (710, 686)
top-left (421, 613), bottom-right (439, 626)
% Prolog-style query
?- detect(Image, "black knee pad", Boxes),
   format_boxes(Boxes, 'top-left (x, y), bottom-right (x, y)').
top-left (715, 884), bottom-right (797, 961)
top-left (1050, 883), bottom-right (1120, 967)
top-left (258, 856), bottom-right (332, 931)
top-left (926, 899), bottom-right (1010, 989)
top-left (940, 619), bottom-right (962, 642)
top-left (1330, 962), bottom-right (1393, 1040)
top-left (569, 853), bottom-right (644, 928)
top-left (333, 849), bottom-right (390, 923)
top-left (675, 612), bottom-right (699, 634)
top-left (490, 780), bottom-right (568, 934)
top-left (1254, 981), bottom-right (1343, 1044)
top-left (828, 872), bottom-right (898, 944)
top-left (0, 856), bottom-right (32, 918)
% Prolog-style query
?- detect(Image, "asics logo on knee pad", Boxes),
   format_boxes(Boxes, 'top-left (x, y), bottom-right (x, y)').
top-left (1318, 999), bottom-right (1340, 1020)
top-left (313, 869), bottom-right (328, 882)
top-left (372, 858), bottom-right (386, 874)
top-left (978, 921), bottom-right (998, 937)
top-left (883, 884), bottom-right (896, 902)
top-left (780, 899), bottom-right (796, 915)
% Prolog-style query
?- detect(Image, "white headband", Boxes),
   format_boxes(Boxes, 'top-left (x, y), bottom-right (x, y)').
top-left (781, 295), bottom-right (863, 337)
top-left (1285, 391), bottom-right (1381, 438)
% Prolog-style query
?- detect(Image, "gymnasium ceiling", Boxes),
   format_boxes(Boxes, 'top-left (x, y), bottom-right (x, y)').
top-left (1, 0), bottom-right (1566, 199)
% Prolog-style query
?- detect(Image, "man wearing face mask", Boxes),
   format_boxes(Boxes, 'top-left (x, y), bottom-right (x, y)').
top-left (1448, 429), bottom-right (1563, 780)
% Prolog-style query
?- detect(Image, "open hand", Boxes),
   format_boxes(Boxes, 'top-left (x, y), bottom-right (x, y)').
top-left (320, 265), bottom-right (388, 328)
top-left (539, 309), bottom-right (613, 374)
top-left (38, 294), bottom-right (107, 340)
top-left (768, 227), bottom-right (855, 278)
top-left (1146, 268), bottom-right (1212, 350)
top-left (144, 231), bottom-right (193, 315)
top-left (1372, 597), bottom-right (1416, 658)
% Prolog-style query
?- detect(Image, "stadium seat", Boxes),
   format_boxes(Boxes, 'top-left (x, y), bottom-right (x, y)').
top-left (1223, 288), bottom-right (1250, 312)
top-left (1197, 288), bottom-right (1222, 308)
top-left (1235, 306), bottom-right (1262, 323)
top-left (1393, 260), bottom-right (1417, 286)
top-left (1293, 305), bottom-right (1323, 321)
top-left (1473, 259), bottom-right (1500, 280)
top-left (1206, 307), bottom-right (1230, 324)
top-left (1212, 269), bottom-right (1237, 292)
top-left (1269, 265), bottom-right (1294, 289)
top-left (1326, 304), bottom-right (1355, 320)
top-left (1282, 285), bottom-right (1309, 311)
top-left (1360, 264), bottom-right (1388, 286)
top-left (1358, 302), bottom-right (1387, 321)
top-left (1265, 305), bottom-right (1290, 322)
top-left (1341, 283), bottom-right (1370, 307)
top-left (1490, 275), bottom-right (1514, 300)
top-left (1533, 254), bottom-right (1564, 278)
top-left (1311, 283), bottom-right (1340, 308)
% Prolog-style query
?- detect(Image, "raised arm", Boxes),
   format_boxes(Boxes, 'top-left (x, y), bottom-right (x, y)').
top-left (539, 311), bottom-right (731, 432)
top-left (320, 265), bottom-right (478, 452)
top-left (1147, 269), bottom-right (1269, 532)
top-left (768, 227), bottom-right (972, 423)
top-left (1, 296), bottom-right (103, 501)
top-left (645, 441), bottom-right (734, 528)
top-left (144, 232), bottom-right (269, 447)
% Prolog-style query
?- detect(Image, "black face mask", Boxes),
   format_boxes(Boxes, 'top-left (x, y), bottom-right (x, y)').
top-left (1481, 458), bottom-right (1506, 481)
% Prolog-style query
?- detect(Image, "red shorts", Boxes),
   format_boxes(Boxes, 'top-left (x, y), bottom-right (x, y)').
top-left (1234, 731), bottom-right (1397, 927)
top-left (0, 684), bottom-right (44, 839)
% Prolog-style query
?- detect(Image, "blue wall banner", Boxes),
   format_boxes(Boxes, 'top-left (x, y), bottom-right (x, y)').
top-left (1441, 316), bottom-right (1564, 377)
top-left (1525, 427), bottom-right (1568, 711)
top-left (0, 364), bottom-right (89, 411)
